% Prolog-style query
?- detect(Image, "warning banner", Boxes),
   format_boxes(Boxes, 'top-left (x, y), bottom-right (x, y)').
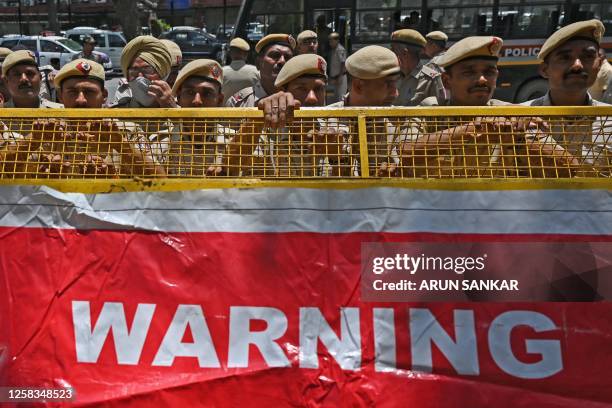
top-left (1, 185), bottom-right (612, 407)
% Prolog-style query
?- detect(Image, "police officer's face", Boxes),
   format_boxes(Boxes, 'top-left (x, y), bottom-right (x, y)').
top-left (5, 64), bottom-right (41, 99)
top-left (177, 76), bottom-right (223, 108)
top-left (355, 74), bottom-right (400, 106)
top-left (443, 59), bottom-right (498, 106)
top-left (297, 39), bottom-right (318, 55)
top-left (259, 45), bottom-right (293, 82)
top-left (540, 39), bottom-right (601, 92)
top-left (424, 40), bottom-right (443, 59)
top-left (59, 77), bottom-right (107, 108)
top-left (285, 76), bottom-right (326, 107)
top-left (391, 44), bottom-right (420, 75)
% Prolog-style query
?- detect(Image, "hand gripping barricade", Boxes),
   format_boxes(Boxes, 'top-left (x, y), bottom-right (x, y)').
top-left (0, 106), bottom-right (610, 180)
top-left (1, 107), bottom-right (612, 407)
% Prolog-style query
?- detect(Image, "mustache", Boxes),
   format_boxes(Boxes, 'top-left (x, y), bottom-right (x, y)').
top-left (563, 70), bottom-right (588, 79)
top-left (468, 85), bottom-right (491, 93)
top-left (17, 83), bottom-right (33, 90)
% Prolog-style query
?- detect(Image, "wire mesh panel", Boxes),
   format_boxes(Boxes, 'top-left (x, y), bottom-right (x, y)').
top-left (367, 111), bottom-right (612, 179)
top-left (0, 107), bottom-right (610, 181)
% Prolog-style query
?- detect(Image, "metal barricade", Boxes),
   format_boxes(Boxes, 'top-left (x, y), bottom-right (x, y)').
top-left (0, 107), bottom-right (610, 181)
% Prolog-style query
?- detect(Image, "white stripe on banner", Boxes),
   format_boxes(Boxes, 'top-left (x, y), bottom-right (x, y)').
top-left (0, 185), bottom-right (610, 235)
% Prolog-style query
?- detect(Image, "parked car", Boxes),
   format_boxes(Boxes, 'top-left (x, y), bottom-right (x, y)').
top-left (65, 28), bottom-right (126, 73)
top-left (0, 35), bottom-right (82, 69)
top-left (160, 29), bottom-right (226, 63)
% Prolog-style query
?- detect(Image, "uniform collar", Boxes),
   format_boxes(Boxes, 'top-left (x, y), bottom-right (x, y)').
top-left (543, 91), bottom-right (594, 106)
top-left (408, 61), bottom-right (423, 79)
top-left (253, 80), bottom-right (269, 98)
top-left (4, 97), bottom-right (42, 108)
top-left (230, 60), bottom-right (246, 69)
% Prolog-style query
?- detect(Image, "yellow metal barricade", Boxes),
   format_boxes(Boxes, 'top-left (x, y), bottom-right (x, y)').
top-left (0, 107), bottom-right (610, 183)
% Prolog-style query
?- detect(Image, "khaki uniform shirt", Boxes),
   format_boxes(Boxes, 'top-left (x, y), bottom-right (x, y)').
top-left (222, 60), bottom-right (260, 104)
top-left (3, 97), bottom-right (63, 109)
top-left (225, 80), bottom-right (268, 108)
top-left (149, 123), bottom-right (236, 177)
top-left (603, 77), bottom-right (612, 104)
top-left (522, 92), bottom-right (611, 174)
top-left (396, 61), bottom-right (445, 106)
top-left (1, 119), bottom-right (156, 178)
top-left (229, 121), bottom-right (313, 177)
top-left (405, 97), bottom-right (514, 178)
top-left (589, 59), bottom-right (612, 101)
top-left (329, 44), bottom-right (347, 78)
top-left (324, 96), bottom-right (407, 177)
top-left (1, 98), bottom-right (63, 148)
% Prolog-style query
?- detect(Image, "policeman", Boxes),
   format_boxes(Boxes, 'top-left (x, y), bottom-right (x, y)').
top-left (2, 50), bottom-right (63, 108)
top-left (522, 19), bottom-right (610, 174)
top-left (421, 36), bottom-right (507, 107)
top-left (329, 45), bottom-right (400, 107)
top-left (390, 29), bottom-right (443, 106)
top-left (296, 30), bottom-right (318, 54)
top-left (424, 31), bottom-right (448, 60)
top-left (257, 53), bottom-right (328, 127)
top-left (225, 34), bottom-right (295, 107)
top-left (110, 35), bottom-right (176, 108)
top-left (326, 46), bottom-right (403, 176)
top-left (160, 39), bottom-right (183, 88)
top-left (222, 37), bottom-right (259, 104)
top-left (56, 59), bottom-right (108, 108)
top-left (403, 36), bottom-right (574, 179)
top-left (72, 36), bottom-right (110, 67)
top-left (149, 59), bottom-right (235, 177)
top-left (1, 59), bottom-right (163, 177)
top-left (229, 54), bottom-right (328, 177)
top-left (327, 32), bottom-right (347, 104)
top-left (525, 19), bottom-right (606, 107)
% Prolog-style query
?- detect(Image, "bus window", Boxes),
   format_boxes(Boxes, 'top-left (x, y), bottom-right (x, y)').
top-left (257, 14), bottom-right (304, 35)
top-left (428, 7), bottom-right (493, 38)
top-left (356, 10), bottom-right (397, 41)
top-left (251, 0), bottom-right (303, 14)
top-left (496, 4), bottom-right (562, 38)
top-left (569, 2), bottom-right (602, 23)
top-left (357, 0), bottom-right (398, 8)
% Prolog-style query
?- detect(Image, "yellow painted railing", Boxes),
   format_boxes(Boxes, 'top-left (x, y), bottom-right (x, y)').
top-left (0, 107), bottom-right (610, 189)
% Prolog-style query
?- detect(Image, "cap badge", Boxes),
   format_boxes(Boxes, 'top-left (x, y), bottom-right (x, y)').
top-left (317, 57), bottom-right (326, 74)
top-left (211, 65), bottom-right (221, 79)
top-left (76, 61), bottom-right (92, 74)
top-left (488, 37), bottom-right (502, 55)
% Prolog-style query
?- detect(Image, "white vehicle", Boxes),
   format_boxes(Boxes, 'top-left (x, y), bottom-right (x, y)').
top-left (0, 35), bottom-right (82, 69)
top-left (65, 28), bottom-right (126, 73)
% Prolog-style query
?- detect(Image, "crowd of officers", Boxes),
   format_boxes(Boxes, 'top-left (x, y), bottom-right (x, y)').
top-left (0, 19), bottom-right (610, 178)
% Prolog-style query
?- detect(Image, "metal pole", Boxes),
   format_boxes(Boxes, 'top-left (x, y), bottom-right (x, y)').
top-left (18, 0), bottom-right (23, 35)
top-left (223, 0), bottom-right (226, 37)
top-left (171, 0), bottom-right (174, 26)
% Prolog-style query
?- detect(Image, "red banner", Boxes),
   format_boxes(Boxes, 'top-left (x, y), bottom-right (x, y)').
top-left (1, 185), bottom-right (612, 407)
